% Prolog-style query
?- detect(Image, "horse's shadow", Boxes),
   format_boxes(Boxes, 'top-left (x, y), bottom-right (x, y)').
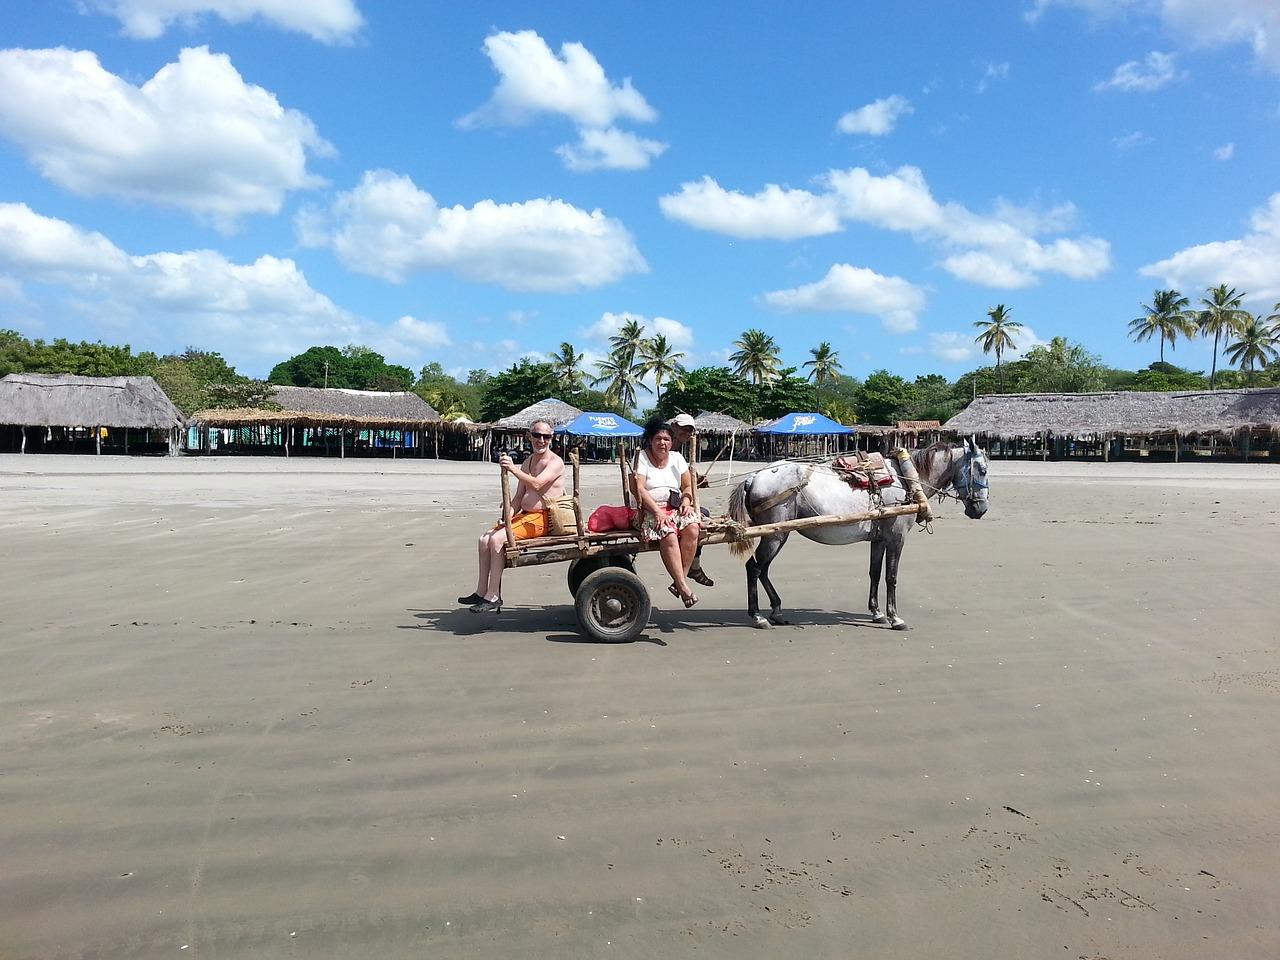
top-left (403, 604), bottom-right (902, 645)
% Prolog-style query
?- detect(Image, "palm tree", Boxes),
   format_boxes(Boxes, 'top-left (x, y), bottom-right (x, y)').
top-left (1267, 301), bottom-right (1280, 326)
top-left (802, 341), bottom-right (843, 408)
top-left (1128, 289), bottom-right (1195, 364)
top-left (972, 304), bottom-right (1024, 393)
top-left (609, 316), bottom-right (647, 367)
top-left (729, 328), bottom-right (782, 386)
top-left (637, 334), bottom-right (686, 403)
top-left (1197, 284), bottom-right (1251, 389)
top-left (1223, 315), bottom-right (1280, 381)
top-left (548, 341), bottom-right (584, 392)
top-left (591, 350), bottom-right (649, 412)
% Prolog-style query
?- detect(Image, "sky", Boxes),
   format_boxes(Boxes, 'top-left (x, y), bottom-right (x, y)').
top-left (1, 0), bottom-right (1278, 383)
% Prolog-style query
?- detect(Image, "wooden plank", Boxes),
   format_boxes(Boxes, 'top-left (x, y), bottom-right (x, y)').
top-left (500, 465), bottom-right (516, 551)
top-left (570, 450), bottom-right (587, 551)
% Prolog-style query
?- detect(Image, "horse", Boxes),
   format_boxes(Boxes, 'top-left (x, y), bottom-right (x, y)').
top-left (727, 439), bottom-right (990, 630)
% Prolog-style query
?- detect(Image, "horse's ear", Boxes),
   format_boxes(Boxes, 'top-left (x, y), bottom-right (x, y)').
top-left (967, 435), bottom-right (977, 451)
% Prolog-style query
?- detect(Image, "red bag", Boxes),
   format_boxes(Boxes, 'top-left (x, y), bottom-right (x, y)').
top-left (587, 504), bottom-right (637, 532)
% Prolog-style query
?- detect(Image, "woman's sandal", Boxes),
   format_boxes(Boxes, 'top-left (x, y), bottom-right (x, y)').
top-left (668, 583), bottom-right (698, 608)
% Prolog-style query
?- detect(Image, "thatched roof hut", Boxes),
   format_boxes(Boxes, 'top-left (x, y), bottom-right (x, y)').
top-left (692, 410), bottom-right (753, 435)
top-left (0, 373), bottom-right (183, 428)
top-left (944, 388), bottom-right (1280, 439)
top-left (191, 385), bottom-right (439, 427)
top-left (493, 398), bottom-right (582, 430)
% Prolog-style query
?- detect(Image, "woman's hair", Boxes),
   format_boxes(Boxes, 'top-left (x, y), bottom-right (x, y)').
top-left (640, 415), bottom-right (672, 450)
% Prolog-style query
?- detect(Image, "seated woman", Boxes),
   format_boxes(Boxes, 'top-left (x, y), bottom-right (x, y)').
top-left (632, 415), bottom-right (700, 608)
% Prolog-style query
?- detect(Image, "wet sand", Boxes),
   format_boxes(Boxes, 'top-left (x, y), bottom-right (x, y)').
top-left (1, 454), bottom-right (1278, 958)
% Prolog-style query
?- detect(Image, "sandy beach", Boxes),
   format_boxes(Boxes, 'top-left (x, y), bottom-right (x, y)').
top-left (1, 453), bottom-right (1278, 959)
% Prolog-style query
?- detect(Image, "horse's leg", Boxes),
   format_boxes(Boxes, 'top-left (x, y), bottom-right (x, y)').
top-left (756, 533), bottom-right (790, 626)
top-left (883, 530), bottom-right (908, 630)
top-left (745, 553), bottom-right (765, 628)
top-left (868, 537), bottom-right (887, 623)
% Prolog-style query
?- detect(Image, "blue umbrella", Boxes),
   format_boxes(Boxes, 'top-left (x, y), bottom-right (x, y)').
top-left (555, 412), bottom-right (644, 437)
top-left (755, 411), bottom-right (856, 435)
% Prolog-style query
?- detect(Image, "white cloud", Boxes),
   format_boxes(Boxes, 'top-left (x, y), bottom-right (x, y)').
top-left (387, 315), bottom-right (450, 348)
top-left (298, 170), bottom-right (647, 292)
top-left (836, 94), bottom-right (913, 136)
top-left (460, 30), bottom-right (656, 128)
top-left (0, 46), bottom-right (330, 229)
top-left (657, 176), bottom-right (842, 239)
top-left (760, 263), bottom-right (926, 332)
top-left (582, 311), bottom-right (694, 348)
top-left (978, 61), bottom-right (1010, 93)
top-left (1214, 142), bottom-right (1236, 160)
top-left (1139, 192), bottom-right (1280, 302)
top-left (928, 332), bottom-right (978, 363)
top-left (1113, 130), bottom-right (1154, 150)
top-left (556, 126), bottom-right (668, 171)
top-left (0, 201), bottom-right (370, 361)
top-left (85, 0), bottom-right (363, 42)
top-left (652, 316), bottom-right (694, 347)
top-left (1094, 51), bottom-right (1183, 91)
top-left (1029, 0), bottom-right (1280, 73)
top-left (662, 165), bottom-right (1111, 288)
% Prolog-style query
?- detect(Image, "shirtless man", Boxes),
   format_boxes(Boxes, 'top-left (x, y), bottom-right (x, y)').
top-left (460, 419), bottom-right (565, 613)
top-left (666, 412), bottom-right (714, 587)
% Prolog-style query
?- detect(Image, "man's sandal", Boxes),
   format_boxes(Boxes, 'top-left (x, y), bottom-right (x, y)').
top-left (688, 569), bottom-right (714, 588)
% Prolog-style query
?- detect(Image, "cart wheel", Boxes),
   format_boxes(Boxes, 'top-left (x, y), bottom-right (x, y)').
top-left (574, 567), bottom-right (651, 643)
top-left (567, 554), bottom-right (635, 599)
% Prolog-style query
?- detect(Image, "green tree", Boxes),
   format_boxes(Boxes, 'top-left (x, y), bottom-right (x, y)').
top-left (856, 370), bottom-right (918, 424)
top-left (638, 333), bottom-right (686, 403)
top-left (655, 366), bottom-right (760, 423)
top-left (1197, 284), bottom-right (1250, 389)
top-left (480, 359), bottom-right (560, 422)
top-left (729, 328), bottom-right (781, 385)
top-left (609, 316), bottom-right (647, 366)
top-left (802, 342), bottom-right (843, 407)
top-left (1128, 289), bottom-right (1195, 364)
top-left (757, 367), bottom-right (817, 420)
top-left (548, 342), bottom-right (585, 393)
top-left (591, 349), bottom-right (649, 412)
top-left (907, 373), bottom-right (963, 423)
top-left (1223, 316), bottom-right (1280, 381)
top-left (269, 345), bottom-right (346, 387)
top-left (1009, 336), bottom-right (1105, 393)
top-left (1121, 362), bottom-right (1208, 392)
top-left (973, 304), bottom-right (1024, 393)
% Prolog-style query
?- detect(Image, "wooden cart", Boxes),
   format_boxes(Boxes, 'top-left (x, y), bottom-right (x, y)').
top-left (498, 448), bottom-right (932, 642)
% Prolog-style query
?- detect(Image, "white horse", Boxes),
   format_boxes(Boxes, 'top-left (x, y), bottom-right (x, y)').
top-left (727, 439), bottom-right (990, 629)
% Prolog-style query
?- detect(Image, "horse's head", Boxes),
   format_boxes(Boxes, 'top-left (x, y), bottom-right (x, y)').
top-left (956, 436), bottom-right (989, 519)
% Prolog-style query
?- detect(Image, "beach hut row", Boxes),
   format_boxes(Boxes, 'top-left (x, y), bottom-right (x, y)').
top-left (942, 388), bottom-right (1280, 461)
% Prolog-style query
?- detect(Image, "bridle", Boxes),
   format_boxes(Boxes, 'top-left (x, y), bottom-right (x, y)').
top-left (954, 449), bottom-right (989, 507)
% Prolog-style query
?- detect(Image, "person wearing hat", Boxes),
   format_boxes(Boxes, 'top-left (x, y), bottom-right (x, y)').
top-left (666, 412), bottom-right (715, 587)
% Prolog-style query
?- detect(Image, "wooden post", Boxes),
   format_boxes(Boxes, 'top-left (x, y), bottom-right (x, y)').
top-left (500, 465), bottom-right (516, 551)
top-left (340, 429), bottom-right (345, 459)
top-left (433, 424), bottom-right (440, 459)
top-left (893, 447), bottom-right (934, 523)
top-left (1173, 431), bottom-right (1180, 463)
top-left (620, 446), bottom-right (633, 510)
top-left (689, 428), bottom-right (701, 517)
top-left (1103, 432), bottom-right (1110, 462)
top-left (95, 426), bottom-right (101, 455)
top-left (571, 449), bottom-right (587, 550)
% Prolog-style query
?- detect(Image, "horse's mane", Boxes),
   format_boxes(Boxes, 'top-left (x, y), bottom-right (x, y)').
top-left (911, 441), bottom-right (959, 480)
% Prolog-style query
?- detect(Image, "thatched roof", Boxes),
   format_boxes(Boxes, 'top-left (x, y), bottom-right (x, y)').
top-left (944, 388), bottom-right (1280, 438)
top-left (191, 385), bottom-right (440, 427)
top-left (493, 398), bottom-right (582, 430)
top-left (897, 419), bottom-right (941, 431)
top-left (0, 373), bottom-right (184, 429)
top-left (692, 410), bottom-right (753, 434)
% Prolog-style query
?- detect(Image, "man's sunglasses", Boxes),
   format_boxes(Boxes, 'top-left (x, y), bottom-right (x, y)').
top-left (530, 432), bottom-right (554, 440)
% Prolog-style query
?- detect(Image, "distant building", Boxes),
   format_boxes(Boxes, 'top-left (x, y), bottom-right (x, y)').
top-left (0, 373), bottom-right (184, 455)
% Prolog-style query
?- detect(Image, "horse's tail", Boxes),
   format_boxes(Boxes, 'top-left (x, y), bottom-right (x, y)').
top-left (728, 476), bottom-right (754, 559)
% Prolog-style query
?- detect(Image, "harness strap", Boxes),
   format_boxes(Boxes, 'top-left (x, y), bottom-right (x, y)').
top-left (751, 462), bottom-right (818, 512)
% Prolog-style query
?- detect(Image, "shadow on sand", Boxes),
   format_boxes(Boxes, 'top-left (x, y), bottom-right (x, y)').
top-left (403, 604), bottom-right (904, 644)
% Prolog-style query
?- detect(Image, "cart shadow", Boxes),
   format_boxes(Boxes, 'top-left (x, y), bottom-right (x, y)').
top-left (403, 605), bottom-right (897, 642)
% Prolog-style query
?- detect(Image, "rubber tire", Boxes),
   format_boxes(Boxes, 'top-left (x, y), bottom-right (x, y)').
top-left (574, 566), bottom-right (651, 643)
top-left (567, 554), bottom-right (635, 599)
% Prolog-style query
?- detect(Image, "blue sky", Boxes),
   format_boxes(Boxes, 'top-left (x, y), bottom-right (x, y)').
top-left (1, 0), bottom-right (1278, 381)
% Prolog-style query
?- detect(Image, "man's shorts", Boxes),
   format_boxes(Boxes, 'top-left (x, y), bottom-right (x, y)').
top-left (492, 509), bottom-right (549, 541)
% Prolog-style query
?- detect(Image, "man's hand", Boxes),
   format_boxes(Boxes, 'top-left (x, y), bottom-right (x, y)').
top-left (498, 453), bottom-right (514, 471)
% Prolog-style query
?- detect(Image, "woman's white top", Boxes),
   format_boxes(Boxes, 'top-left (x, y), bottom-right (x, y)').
top-left (635, 449), bottom-right (688, 501)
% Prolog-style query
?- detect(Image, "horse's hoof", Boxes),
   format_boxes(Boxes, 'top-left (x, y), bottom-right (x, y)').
top-left (890, 619), bottom-right (908, 631)
top-left (751, 616), bottom-right (771, 629)
top-left (768, 614), bottom-right (790, 626)
top-left (871, 614), bottom-right (889, 625)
